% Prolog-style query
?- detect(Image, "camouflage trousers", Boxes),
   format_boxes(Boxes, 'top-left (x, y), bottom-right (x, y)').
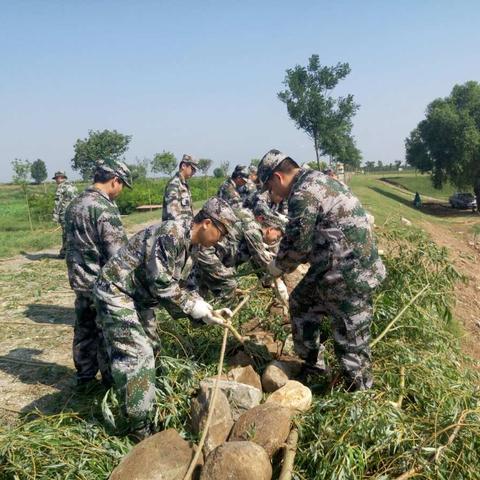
top-left (194, 247), bottom-right (237, 301)
top-left (73, 292), bottom-right (110, 384)
top-left (290, 268), bottom-right (374, 390)
top-left (59, 221), bottom-right (67, 258)
top-left (94, 284), bottom-right (160, 431)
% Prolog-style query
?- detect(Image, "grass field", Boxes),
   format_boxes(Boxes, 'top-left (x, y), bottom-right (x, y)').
top-left (372, 173), bottom-right (458, 200)
top-left (0, 177), bottom-right (223, 259)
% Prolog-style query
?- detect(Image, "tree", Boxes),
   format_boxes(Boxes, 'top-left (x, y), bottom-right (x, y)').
top-left (197, 158), bottom-right (213, 176)
top-left (335, 135), bottom-right (362, 169)
top-left (377, 160), bottom-right (384, 170)
top-left (220, 161), bottom-right (230, 176)
top-left (405, 81), bottom-right (480, 207)
top-left (278, 54), bottom-right (359, 169)
top-left (405, 124), bottom-right (433, 172)
top-left (128, 157), bottom-right (149, 181)
top-left (365, 161), bottom-right (375, 172)
top-left (250, 158), bottom-right (261, 167)
top-left (213, 167), bottom-right (225, 178)
top-left (72, 129), bottom-right (132, 180)
top-left (394, 160), bottom-right (402, 170)
top-left (151, 151), bottom-right (178, 177)
top-left (307, 160), bottom-right (328, 171)
top-left (30, 159), bottom-right (48, 184)
top-left (11, 159), bottom-right (33, 230)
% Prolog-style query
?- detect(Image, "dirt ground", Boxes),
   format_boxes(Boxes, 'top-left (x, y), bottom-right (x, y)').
top-left (0, 216), bottom-right (479, 427)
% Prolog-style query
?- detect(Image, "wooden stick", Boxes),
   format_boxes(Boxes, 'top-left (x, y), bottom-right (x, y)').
top-left (183, 328), bottom-right (227, 480)
top-left (183, 295), bottom-right (250, 480)
top-left (371, 285), bottom-right (429, 347)
top-left (279, 428), bottom-right (299, 480)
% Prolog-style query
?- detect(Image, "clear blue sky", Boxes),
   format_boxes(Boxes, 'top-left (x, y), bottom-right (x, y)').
top-left (1, 0), bottom-right (479, 181)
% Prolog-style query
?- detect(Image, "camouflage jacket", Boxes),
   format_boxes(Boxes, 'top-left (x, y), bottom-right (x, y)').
top-left (96, 220), bottom-right (201, 312)
top-left (243, 189), bottom-right (288, 217)
top-left (65, 186), bottom-right (127, 292)
top-left (162, 172), bottom-right (193, 222)
top-left (276, 169), bottom-right (386, 291)
top-left (53, 181), bottom-right (77, 224)
top-left (216, 208), bottom-right (273, 270)
top-left (217, 179), bottom-right (243, 209)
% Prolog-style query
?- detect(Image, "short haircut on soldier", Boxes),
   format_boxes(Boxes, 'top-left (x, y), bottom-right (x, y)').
top-left (93, 170), bottom-right (117, 184)
top-left (274, 157), bottom-right (300, 175)
top-left (193, 210), bottom-right (209, 223)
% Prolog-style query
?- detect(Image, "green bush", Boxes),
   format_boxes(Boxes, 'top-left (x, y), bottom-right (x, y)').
top-left (116, 177), bottom-right (225, 214)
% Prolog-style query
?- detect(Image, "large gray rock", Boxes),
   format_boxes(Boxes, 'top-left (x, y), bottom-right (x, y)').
top-left (110, 429), bottom-right (201, 480)
top-left (261, 360), bottom-right (303, 393)
top-left (191, 385), bottom-right (234, 456)
top-left (229, 403), bottom-right (292, 458)
top-left (265, 380), bottom-right (312, 412)
top-left (227, 365), bottom-right (262, 391)
top-left (200, 378), bottom-right (262, 421)
top-left (200, 441), bottom-right (272, 480)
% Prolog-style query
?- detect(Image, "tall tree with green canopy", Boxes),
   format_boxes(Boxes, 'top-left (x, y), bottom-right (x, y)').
top-left (151, 151), bottom-right (178, 176)
top-left (278, 54), bottom-right (359, 169)
top-left (30, 159), bottom-right (48, 184)
top-left (72, 129), bottom-right (132, 180)
top-left (405, 81), bottom-right (480, 209)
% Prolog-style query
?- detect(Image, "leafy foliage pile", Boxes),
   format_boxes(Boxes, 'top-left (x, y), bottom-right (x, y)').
top-left (0, 221), bottom-right (479, 479)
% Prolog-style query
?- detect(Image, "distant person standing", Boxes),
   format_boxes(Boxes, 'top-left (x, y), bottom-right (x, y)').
top-left (64, 159), bottom-right (132, 389)
top-left (162, 154), bottom-right (199, 222)
top-left (52, 171), bottom-right (77, 259)
top-left (413, 192), bottom-right (422, 209)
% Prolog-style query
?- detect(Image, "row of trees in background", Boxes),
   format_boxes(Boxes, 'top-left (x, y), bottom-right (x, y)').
top-left (405, 81), bottom-right (480, 204)
top-left (70, 129), bottom-right (235, 181)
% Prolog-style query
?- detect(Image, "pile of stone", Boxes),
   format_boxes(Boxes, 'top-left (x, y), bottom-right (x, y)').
top-left (110, 360), bottom-right (312, 480)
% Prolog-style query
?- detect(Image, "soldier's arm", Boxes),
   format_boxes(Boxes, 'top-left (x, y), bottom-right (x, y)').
top-left (275, 191), bottom-right (317, 273)
top-left (52, 187), bottom-right (62, 222)
top-left (97, 208), bottom-right (128, 260)
top-left (243, 225), bottom-right (273, 269)
top-left (163, 181), bottom-right (182, 219)
top-left (148, 233), bottom-right (200, 314)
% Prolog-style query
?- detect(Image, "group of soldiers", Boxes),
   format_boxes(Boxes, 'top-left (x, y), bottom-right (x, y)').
top-left (52, 149), bottom-right (385, 440)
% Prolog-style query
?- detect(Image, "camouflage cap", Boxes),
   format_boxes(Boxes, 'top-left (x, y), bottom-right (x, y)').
top-left (95, 158), bottom-right (133, 188)
top-left (232, 165), bottom-right (249, 180)
top-left (258, 149), bottom-right (292, 190)
top-left (248, 165), bottom-right (258, 175)
top-left (181, 154), bottom-right (199, 169)
top-left (52, 170), bottom-right (67, 179)
top-left (256, 210), bottom-right (288, 233)
top-left (200, 197), bottom-right (237, 233)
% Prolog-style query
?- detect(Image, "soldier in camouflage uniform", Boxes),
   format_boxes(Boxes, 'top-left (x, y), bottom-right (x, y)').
top-left (258, 149), bottom-right (386, 391)
top-left (52, 171), bottom-right (78, 259)
top-left (93, 197), bottom-right (237, 437)
top-left (217, 165), bottom-right (250, 209)
top-left (193, 207), bottom-right (286, 300)
top-left (162, 154), bottom-right (199, 222)
top-left (64, 159), bottom-right (132, 388)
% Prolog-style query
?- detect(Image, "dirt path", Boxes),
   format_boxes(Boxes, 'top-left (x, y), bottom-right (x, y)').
top-left (0, 220), bottom-right (156, 426)
top-left (418, 219), bottom-right (480, 364)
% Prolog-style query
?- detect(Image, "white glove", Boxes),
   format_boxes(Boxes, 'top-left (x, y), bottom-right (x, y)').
top-left (214, 308), bottom-right (233, 320)
top-left (274, 278), bottom-right (289, 305)
top-left (267, 260), bottom-right (283, 278)
top-left (202, 311), bottom-right (229, 326)
top-left (191, 299), bottom-right (213, 320)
